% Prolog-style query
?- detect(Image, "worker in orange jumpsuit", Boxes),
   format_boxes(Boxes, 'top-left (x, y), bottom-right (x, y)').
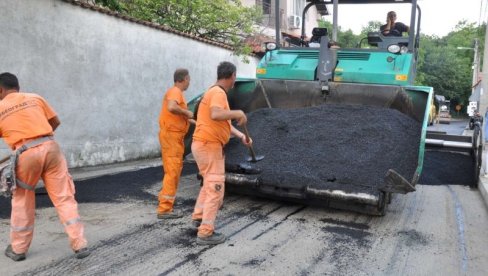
top-left (191, 62), bottom-right (251, 245)
top-left (0, 72), bottom-right (89, 261)
top-left (157, 69), bottom-right (194, 219)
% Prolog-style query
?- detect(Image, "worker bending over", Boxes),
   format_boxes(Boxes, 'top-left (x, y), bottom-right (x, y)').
top-left (0, 72), bottom-right (89, 261)
top-left (191, 62), bottom-right (251, 245)
top-left (157, 69), bottom-right (194, 219)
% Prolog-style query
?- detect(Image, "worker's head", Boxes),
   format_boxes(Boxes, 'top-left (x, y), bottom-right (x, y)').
top-left (387, 11), bottom-right (397, 22)
top-left (217, 61), bottom-right (237, 90)
top-left (174, 68), bottom-right (190, 91)
top-left (0, 72), bottom-right (19, 100)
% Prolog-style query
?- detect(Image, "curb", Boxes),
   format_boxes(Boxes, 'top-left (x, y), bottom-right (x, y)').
top-left (479, 177), bottom-right (488, 208)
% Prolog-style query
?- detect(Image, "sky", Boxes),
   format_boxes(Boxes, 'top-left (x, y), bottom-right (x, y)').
top-left (322, 0), bottom-right (487, 37)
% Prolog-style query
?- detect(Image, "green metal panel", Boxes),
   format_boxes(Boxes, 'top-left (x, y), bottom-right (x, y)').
top-left (405, 86), bottom-right (434, 180)
top-left (334, 51), bottom-right (413, 86)
top-left (256, 49), bottom-right (319, 81)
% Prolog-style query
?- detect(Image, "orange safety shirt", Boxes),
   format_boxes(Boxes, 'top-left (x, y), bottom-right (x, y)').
top-left (0, 93), bottom-right (56, 149)
top-left (159, 86), bottom-right (189, 133)
top-left (193, 86), bottom-right (231, 145)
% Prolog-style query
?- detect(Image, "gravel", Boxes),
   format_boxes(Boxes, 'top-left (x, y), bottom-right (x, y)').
top-left (224, 104), bottom-right (422, 195)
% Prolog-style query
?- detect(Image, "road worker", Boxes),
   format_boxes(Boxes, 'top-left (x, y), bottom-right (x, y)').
top-left (380, 11), bottom-right (409, 37)
top-left (0, 72), bottom-right (89, 261)
top-left (157, 69), bottom-right (194, 219)
top-left (191, 62), bottom-right (251, 245)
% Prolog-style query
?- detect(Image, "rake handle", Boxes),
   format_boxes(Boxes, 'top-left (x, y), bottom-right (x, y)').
top-left (243, 125), bottom-right (257, 162)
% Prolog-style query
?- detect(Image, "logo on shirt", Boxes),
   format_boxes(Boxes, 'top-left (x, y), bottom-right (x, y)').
top-left (0, 100), bottom-right (37, 121)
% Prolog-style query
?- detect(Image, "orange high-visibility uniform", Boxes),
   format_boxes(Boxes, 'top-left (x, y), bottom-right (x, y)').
top-left (192, 86), bottom-right (230, 237)
top-left (0, 92), bottom-right (87, 254)
top-left (157, 86), bottom-right (189, 214)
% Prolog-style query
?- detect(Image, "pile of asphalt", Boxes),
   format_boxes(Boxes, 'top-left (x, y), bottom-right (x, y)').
top-left (224, 104), bottom-right (422, 195)
top-left (418, 150), bottom-right (474, 185)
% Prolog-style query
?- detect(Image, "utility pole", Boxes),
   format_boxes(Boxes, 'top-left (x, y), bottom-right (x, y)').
top-left (480, 27), bottom-right (488, 144)
top-left (458, 39), bottom-right (480, 99)
top-left (473, 38), bottom-right (480, 96)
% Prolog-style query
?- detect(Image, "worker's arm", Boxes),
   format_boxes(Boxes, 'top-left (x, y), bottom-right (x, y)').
top-left (382, 19), bottom-right (393, 35)
top-left (167, 100), bottom-right (193, 119)
top-left (48, 116), bottom-right (60, 131)
top-left (231, 125), bottom-right (252, 146)
top-left (210, 107), bottom-right (247, 126)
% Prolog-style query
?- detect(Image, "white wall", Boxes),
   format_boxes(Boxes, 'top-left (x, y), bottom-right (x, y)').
top-left (0, 0), bottom-right (259, 168)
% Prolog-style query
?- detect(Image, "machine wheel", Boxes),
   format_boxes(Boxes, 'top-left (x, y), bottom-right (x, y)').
top-left (471, 125), bottom-right (482, 188)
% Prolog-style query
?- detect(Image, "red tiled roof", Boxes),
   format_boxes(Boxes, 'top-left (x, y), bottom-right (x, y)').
top-left (62, 0), bottom-right (234, 51)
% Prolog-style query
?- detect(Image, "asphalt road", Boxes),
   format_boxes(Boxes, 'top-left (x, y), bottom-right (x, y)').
top-left (1, 161), bottom-right (487, 276)
top-left (1, 119), bottom-right (487, 275)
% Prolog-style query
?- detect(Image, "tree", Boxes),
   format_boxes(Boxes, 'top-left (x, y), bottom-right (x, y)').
top-left (93, 0), bottom-right (262, 59)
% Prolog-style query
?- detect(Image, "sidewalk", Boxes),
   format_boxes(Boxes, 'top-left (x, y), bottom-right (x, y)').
top-left (479, 150), bottom-right (488, 208)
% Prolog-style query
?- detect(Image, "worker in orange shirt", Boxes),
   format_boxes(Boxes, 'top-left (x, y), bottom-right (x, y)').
top-left (191, 62), bottom-right (251, 245)
top-left (157, 69), bottom-right (194, 219)
top-left (0, 72), bottom-right (89, 261)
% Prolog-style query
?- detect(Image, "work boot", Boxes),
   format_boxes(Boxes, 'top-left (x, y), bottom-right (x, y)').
top-left (5, 245), bottom-right (26, 262)
top-left (74, 247), bottom-right (91, 259)
top-left (196, 232), bottom-right (226, 245)
top-left (192, 219), bottom-right (202, 229)
top-left (157, 210), bottom-right (183, 219)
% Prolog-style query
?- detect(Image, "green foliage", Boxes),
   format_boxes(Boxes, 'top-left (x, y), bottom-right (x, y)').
top-left (417, 22), bottom-right (486, 106)
top-left (93, 0), bottom-right (262, 61)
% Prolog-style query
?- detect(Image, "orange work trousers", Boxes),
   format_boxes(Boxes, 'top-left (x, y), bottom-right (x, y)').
top-left (191, 140), bottom-right (225, 237)
top-left (10, 139), bottom-right (87, 254)
top-left (157, 129), bottom-right (186, 214)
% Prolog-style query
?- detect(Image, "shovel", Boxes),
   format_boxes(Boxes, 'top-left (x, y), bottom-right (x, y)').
top-left (243, 124), bottom-right (264, 162)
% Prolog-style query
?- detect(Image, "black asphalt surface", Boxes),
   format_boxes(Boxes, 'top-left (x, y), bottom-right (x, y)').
top-left (0, 163), bottom-right (198, 219)
top-left (225, 105), bottom-right (422, 195)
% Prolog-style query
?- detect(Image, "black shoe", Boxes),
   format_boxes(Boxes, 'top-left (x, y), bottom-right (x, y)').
top-left (157, 210), bottom-right (183, 219)
top-left (75, 247), bottom-right (90, 259)
top-left (196, 232), bottom-right (226, 245)
top-left (192, 219), bottom-right (202, 229)
top-left (5, 245), bottom-right (26, 262)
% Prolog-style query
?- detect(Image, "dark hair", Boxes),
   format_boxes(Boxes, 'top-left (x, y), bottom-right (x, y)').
top-left (0, 72), bottom-right (19, 90)
top-left (217, 61), bottom-right (236, 80)
top-left (174, 68), bottom-right (189, 83)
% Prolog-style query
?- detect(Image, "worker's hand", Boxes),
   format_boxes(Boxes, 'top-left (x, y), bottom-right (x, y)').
top-left (241, 135), bottom-right (252, 147)
top-left (186, 110), bottom-right (194, 119)
top-left (188, 119), bottom-right (196, 125)
top-left (235, 110), bottom-right (247, 126)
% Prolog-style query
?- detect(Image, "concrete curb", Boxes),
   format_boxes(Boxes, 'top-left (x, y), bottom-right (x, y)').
top-left (35, 158), bottom-right (162, 189)
top-left (479, 176), bottom-right (488, 208)
top-left (69, 158), bottom-right (162, 181)
top-left (479, 148), bottom-right (488, 208)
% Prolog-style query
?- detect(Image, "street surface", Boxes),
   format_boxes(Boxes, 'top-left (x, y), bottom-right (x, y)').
top-left (1, 119), bottom-right (487, 275)
top-left (427, 118), bottom-right (468, 135)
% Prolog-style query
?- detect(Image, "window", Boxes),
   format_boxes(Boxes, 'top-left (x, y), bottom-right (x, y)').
top-left (258, 0), bottom-right (272, 15)
top-left (293, 0), bottom-right (304, 16)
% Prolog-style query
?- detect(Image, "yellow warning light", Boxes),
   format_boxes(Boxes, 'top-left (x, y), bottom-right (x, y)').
top-left (256, 68), bottom-right (266, 74)
top-left (395, 74), bottom-right (408, 81)
top-left (334, 76), bottom-right (343, 81)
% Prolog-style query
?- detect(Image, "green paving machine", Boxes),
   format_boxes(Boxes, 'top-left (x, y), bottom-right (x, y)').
top-left (186, 0), bottom-right (480, 214)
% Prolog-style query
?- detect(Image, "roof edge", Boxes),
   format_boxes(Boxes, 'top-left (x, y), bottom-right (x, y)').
top-left (61, 0), bottom-right (234, 51)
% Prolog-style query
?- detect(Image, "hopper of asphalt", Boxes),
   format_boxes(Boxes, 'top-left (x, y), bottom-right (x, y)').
top-left (224, 104), bottom-right (422, 195)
